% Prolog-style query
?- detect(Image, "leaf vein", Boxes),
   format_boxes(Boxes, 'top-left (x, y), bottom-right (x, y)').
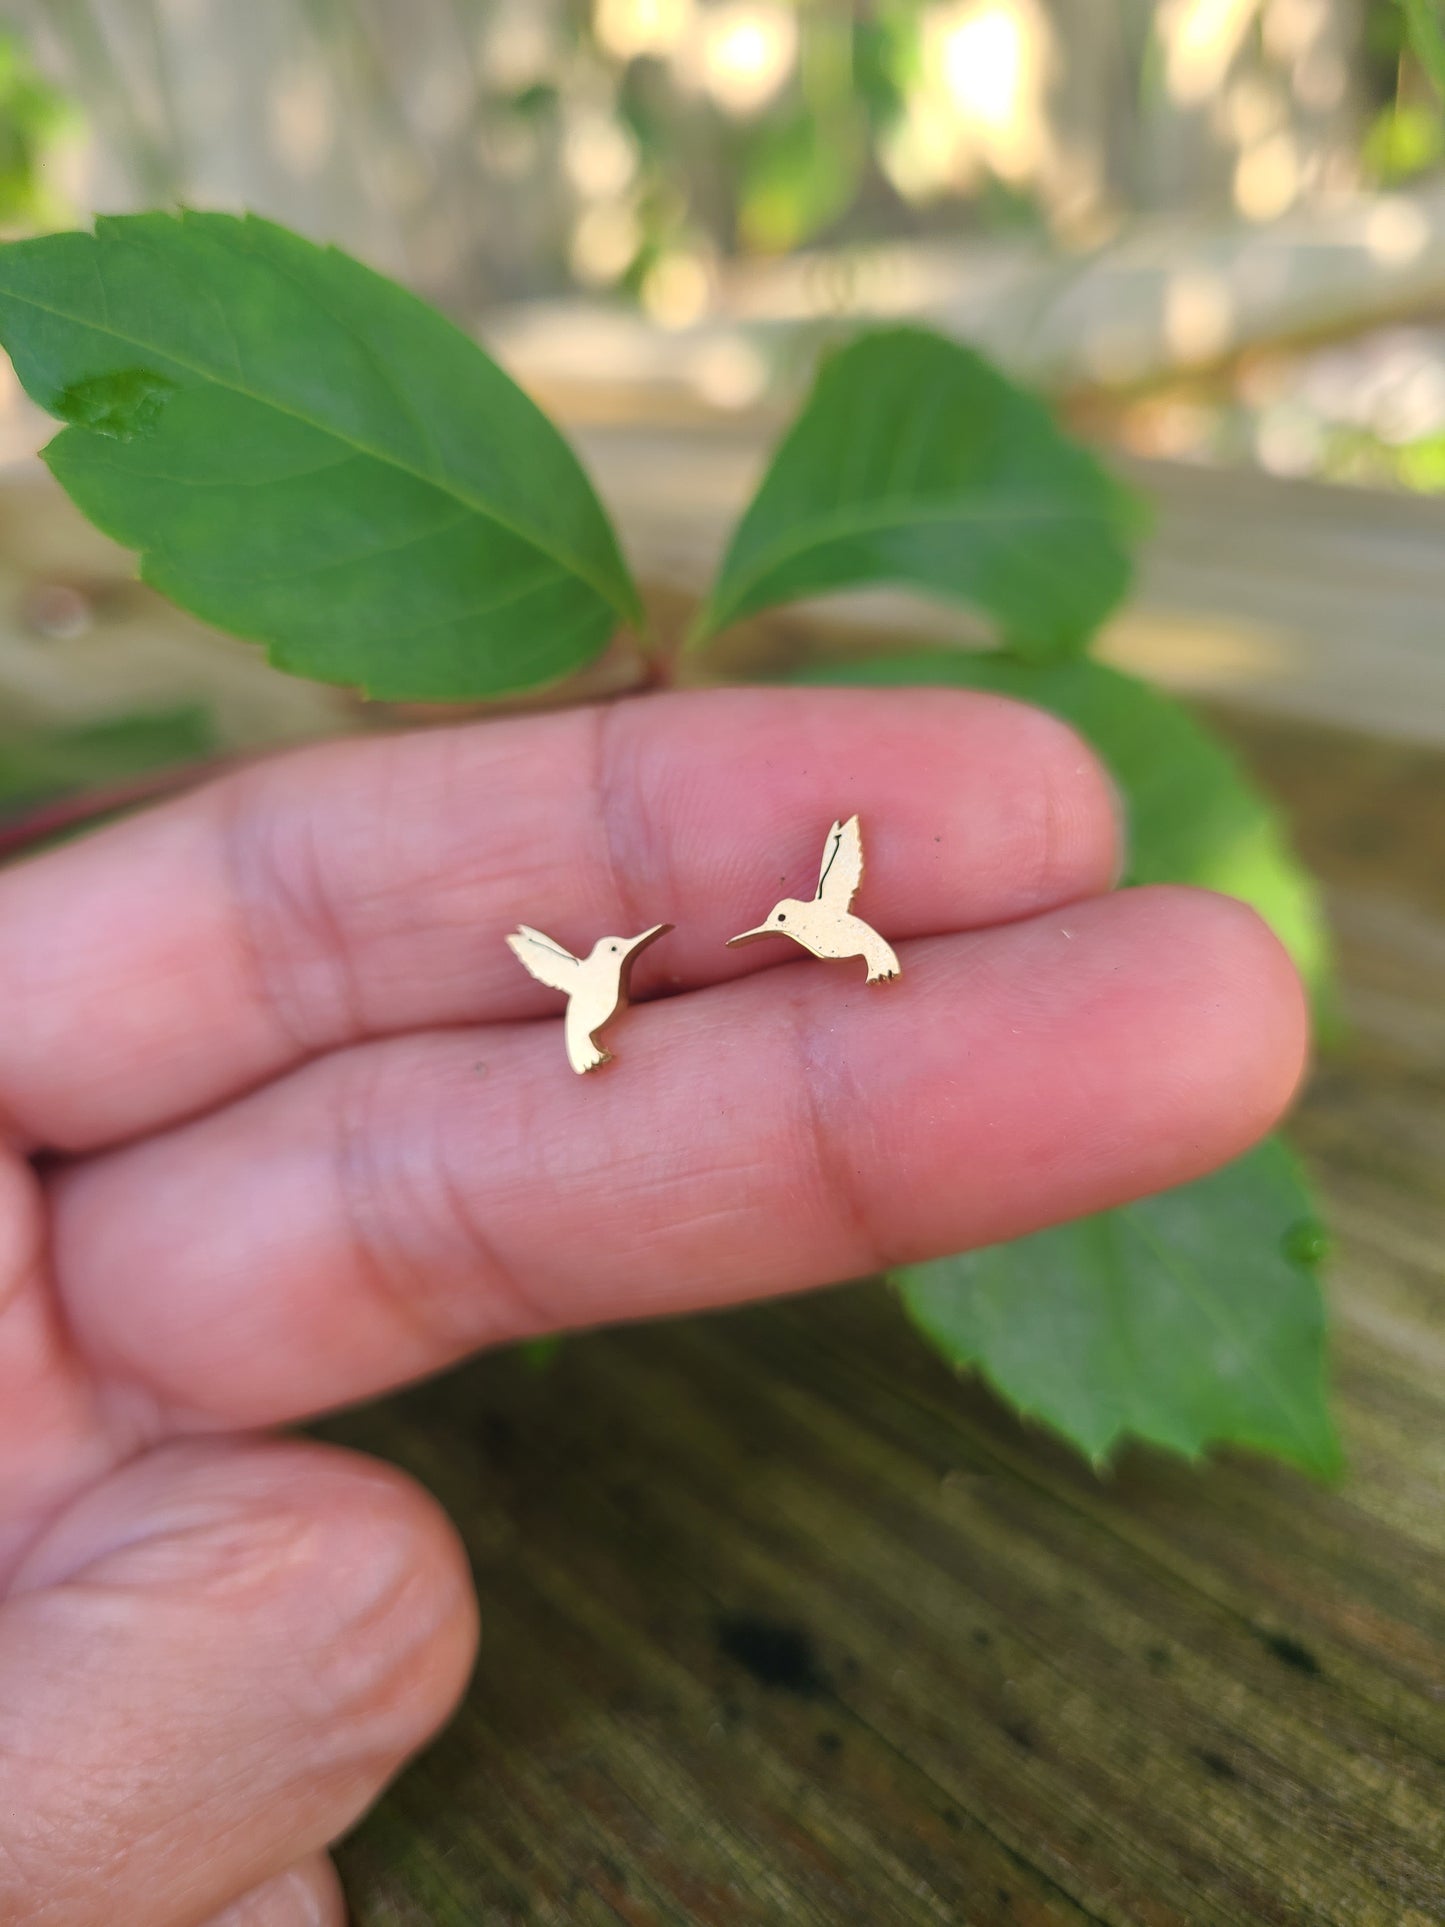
top-left (0, 282), bottom-right (621, 616)
top-left (716, 496), bottom-right (1116, 628)
top-left (156, 502), bottom-right (477, 590)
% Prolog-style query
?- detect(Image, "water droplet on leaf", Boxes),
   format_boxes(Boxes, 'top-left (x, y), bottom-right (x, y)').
top-left (1283, 1218), bottom-right (1330, 1266)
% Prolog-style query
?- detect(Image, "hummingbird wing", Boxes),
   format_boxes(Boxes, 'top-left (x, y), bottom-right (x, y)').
top-left (816, 816), bottom-right (864, 910)
top-left (506, 925), bottom-right (582, 993)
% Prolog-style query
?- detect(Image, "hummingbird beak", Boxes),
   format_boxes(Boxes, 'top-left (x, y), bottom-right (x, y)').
top-left (616, 923), bottom-right (673, 992)
top-left (624, 922), bottom-right (673, 958)
top-left (726, 924), bottom-right (775, 947)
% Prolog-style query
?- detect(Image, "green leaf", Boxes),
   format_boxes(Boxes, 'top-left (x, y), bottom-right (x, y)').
top-left (799, 649), bottom-right (1337, 1474)
top-left (794, 649), bottom-right (1332, 1010)
top-left (739, 109), bottom-right (865, 253)
top-left (853, 7), bottom-right (922, 134)
top-left (0, 212), bottom-right (641, 700)
top-left (0, 31), bottom-right (77, 231)
top-left (54, 367), bottom-right (177, 440)
top-left (518, 1336), bottom-right (562, 1372)
top-left (1363, 100), bottom-right (1445, 184)
top-left (1401, 0), bottom-right (1445, 97)
top-left (0, 706), bottom-right (215, 814)
top-left (897, 1138), bottom-right (1340, 1478)
top-left (692, 328), bottom-right (1140, 658)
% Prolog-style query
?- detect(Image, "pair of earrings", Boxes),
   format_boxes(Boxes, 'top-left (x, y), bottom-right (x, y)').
top-left (507, 815), bottom-right (900, 1075)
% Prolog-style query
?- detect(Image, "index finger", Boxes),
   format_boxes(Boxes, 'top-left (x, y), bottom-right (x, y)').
top-left (0, 686), bottom-right (1119, 1150)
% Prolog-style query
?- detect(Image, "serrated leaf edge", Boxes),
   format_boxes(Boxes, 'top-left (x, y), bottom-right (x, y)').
top-left (0, 213), bottom-right (643, 633)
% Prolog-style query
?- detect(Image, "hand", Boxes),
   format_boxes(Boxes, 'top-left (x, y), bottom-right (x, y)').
top-left (0, 687), bottom-right (1305, 1924)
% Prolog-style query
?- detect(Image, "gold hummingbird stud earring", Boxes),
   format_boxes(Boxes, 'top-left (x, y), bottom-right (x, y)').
top-left (728, 815), bottom-right (900, 983)
top-left (506, 922), bottom-right (673, 1074)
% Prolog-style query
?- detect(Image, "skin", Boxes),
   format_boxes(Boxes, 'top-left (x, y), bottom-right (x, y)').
top-left (0, 687), bottom-right (1307, 1924)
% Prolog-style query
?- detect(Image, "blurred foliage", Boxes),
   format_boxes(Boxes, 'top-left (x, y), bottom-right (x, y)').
top-left (0, 30), bottom-right (75, 232)
top-left (1112, 323), bottom-right (1445, 497)
top-left (738, 103), bottom-right (865, 253)
top-left (7, 2), bottom-right (1445, 340)
top-left (0, 708), bottom-right (214, 818)
top-left (559, 0), bottom-right (1445, 311)
top-left (1363, 99), bottom-right (1445, 181)
top-left (564, 0), bottom-right (1045, 317)
top-left (1363, 0), bottom-right (1445, 183)
top-left (1398, 0), bottom-right (1445, 99)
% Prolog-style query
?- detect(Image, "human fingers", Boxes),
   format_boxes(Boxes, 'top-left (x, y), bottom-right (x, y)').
top-left (0, 1439), bottom-right (476, 1927)
top-left (0, 1147), bottom-right (119, 1585)
top-left (50, 886), bottom-right (1305, 1431)
top-left (0, 686), bottom-right (1118, 1152)
top-left (198, 1856), bottom-right (345, 1926)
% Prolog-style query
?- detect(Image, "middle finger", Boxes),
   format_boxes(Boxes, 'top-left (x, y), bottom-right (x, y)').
top-left (49, 886), bottom-right (1304, 1432)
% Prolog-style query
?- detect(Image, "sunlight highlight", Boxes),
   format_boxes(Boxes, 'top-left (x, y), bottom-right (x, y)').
top-left (696, 2), bottom-right (799, 115)
top-left (937, 0), bottom-right (1029, 136)
top-left (1164, 269), bottom-right (1235, 361)
top-left (1234, 129), bottom-right (1300, 219)
top-left (1158, 0), bottom-right (1260, 106)
top-left (594, 0), bottom-right (694, 61)
top-left (642, 249), bottom-right (713, 326)
top-left (884, 0), bottom-right (1048, 199)
top-left (570, 202), bottom-right (641, 285)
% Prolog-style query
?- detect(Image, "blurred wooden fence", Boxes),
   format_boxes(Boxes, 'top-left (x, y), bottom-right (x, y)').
top-left (10, 0), bottom-right (1373, 312)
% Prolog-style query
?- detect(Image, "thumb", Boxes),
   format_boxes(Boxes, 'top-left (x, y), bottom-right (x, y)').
top-left (199, 1856), bottom-right (346, 1925)
top-left (0, 1438), bottom-right (476, 1926)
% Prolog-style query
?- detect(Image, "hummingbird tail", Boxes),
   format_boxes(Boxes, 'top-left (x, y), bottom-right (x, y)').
top-left (866, 937), bottom-right (902, 983)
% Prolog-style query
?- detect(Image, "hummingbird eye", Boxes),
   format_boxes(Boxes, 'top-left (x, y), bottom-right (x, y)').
top-left (610, 943), bottom-right (618, 951)
top-left (777, 912), bottom-right (786, 922)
